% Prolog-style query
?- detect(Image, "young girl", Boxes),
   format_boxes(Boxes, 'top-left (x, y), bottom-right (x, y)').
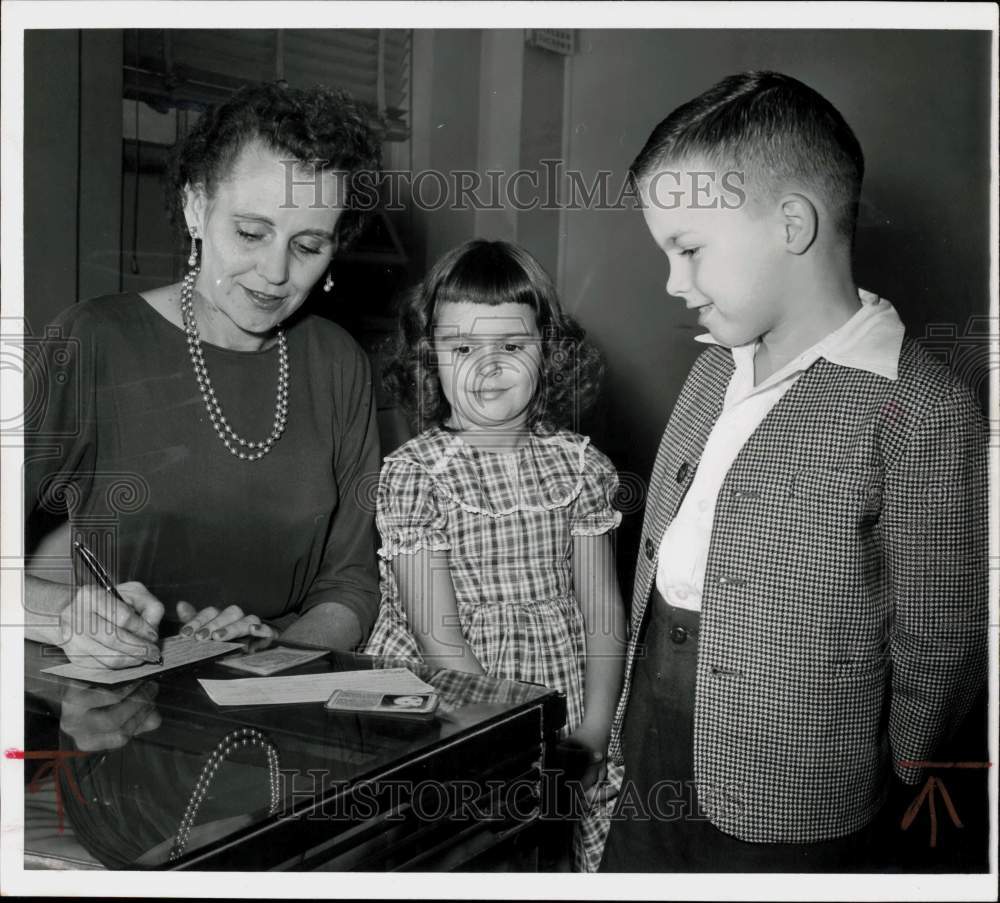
top-left (364, 239), bottom-right (625, 871)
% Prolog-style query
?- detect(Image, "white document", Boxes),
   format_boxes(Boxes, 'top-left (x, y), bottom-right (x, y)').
top-left (41, 635), bottom-right (246, 685)
top-left (197, 667), bottom-right (436, 707)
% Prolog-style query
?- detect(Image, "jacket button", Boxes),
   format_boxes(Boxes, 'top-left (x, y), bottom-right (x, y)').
top-left (644, 537), bottom-right (656, 560)
top-left (676, 462), bottom-right (690, 483)
top-left (670, 626), bottom-right (687, 644)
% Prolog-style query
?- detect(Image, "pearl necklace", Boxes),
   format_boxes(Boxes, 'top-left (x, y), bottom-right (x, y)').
top-left (180, 268), bottom-right (289, 461)
top-left (169, 726), bottom-right (280, 861)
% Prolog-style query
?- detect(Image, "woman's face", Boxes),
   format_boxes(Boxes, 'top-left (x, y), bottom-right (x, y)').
top-left (184, 141), bottom-right (344, 349)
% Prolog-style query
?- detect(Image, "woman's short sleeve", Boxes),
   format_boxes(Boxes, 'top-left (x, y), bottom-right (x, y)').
top-left (570, 443), bottom-right (622, 537)
top-left (25, 303), bottom-right (99, 551)
top-left (376, 457), bottom-right (451, 560)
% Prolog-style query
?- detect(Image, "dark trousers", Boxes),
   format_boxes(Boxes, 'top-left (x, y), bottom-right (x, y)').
top-left (600, 590), bottom-right (885, 873)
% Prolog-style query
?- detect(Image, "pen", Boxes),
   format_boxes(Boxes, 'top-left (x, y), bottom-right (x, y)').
top-left (72, 540), bottom-right (162, 665)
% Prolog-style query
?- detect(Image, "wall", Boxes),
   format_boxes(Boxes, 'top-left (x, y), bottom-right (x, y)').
top-left (518, 43), bottom-right (566, 282)
top-left (23, 31), bottom-right (79, 334)
top-left (558, 29), bottom-right (993, 584)
top-left (408, 29), bottom-right (483, 271)
top-left (24, 30), bottom-right (122, 332)
top-left (407, 30), bottom-right (566, 279)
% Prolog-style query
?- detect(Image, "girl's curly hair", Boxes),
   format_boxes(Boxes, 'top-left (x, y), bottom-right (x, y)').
top-left (385, 239), bottom-right (604, 434)
top-left (167, 81), bottom-right (383, 252)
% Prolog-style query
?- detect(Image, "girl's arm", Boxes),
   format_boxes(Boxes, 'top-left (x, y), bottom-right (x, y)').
top-left (570, 532), bottom-right (626, 757)
top-left (392, 548), bottom-right (484, 675)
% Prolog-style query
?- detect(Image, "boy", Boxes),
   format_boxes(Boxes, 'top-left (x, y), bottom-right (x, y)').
top-left (599, 71), bottom-right (988, 872)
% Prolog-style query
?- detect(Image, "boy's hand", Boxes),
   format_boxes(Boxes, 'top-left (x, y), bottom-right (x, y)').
top-left (561, 722), bottom-right (610, 801)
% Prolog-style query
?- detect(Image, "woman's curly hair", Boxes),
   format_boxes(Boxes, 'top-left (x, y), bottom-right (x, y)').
top-left (385, 239), bottom-right (604, 434)
top-left (167, 81), bottom-right (383, 252)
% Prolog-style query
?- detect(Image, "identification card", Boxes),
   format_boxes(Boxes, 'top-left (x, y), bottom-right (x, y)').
top-left (324, 689), bottom-right (440, 719)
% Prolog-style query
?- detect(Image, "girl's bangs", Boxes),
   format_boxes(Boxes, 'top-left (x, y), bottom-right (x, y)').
top-left (433, 247), bottom-right (541, 312)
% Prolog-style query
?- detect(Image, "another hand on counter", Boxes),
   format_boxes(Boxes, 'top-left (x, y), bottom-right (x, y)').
top-left (60, 680), bottom-right (161, 752)
top-left (176, 601), bottom-right (278, 649)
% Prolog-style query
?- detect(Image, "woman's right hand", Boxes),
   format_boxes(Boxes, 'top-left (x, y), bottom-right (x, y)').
top-left (58, 580), bottom-right (164, 669)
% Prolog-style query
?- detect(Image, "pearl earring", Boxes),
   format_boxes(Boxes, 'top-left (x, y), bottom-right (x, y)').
top-left (187, 228), bottom-right (199, 268)
top-left (323, 272), bottom-right (334, 293)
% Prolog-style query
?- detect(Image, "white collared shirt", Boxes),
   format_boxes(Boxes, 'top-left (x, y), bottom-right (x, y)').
top-left (655, 289), bottom-right (905, 611)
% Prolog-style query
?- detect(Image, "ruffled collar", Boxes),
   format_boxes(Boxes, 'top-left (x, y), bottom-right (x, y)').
top-left (388, 426), bottom-right (590, 518)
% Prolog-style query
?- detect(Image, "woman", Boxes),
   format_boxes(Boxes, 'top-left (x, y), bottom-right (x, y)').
top-left (24, 82), bottom-right (383, 667)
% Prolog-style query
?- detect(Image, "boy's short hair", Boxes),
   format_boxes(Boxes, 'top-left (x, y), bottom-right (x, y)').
top-left (630, 71), bottom-right (864, 240)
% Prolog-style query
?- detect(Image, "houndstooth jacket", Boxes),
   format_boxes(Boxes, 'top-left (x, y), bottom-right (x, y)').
top-left (607, 338), bottom-right (989, 843)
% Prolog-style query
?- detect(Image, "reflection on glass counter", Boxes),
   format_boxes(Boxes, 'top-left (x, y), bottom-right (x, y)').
top-left (23, 642), bottom-right (565, 871)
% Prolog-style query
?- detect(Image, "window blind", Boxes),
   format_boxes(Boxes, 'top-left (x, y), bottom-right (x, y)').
top-left (123, 28), bottom-right (410, 138)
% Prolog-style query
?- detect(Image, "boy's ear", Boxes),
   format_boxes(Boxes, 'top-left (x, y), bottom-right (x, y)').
top-left (778, 193), bottom-right (817, 255)
top-left (182, 183), bottom-right (208, 235)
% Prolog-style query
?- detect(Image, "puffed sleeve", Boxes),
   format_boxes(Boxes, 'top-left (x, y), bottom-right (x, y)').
top-left (376, 457), bottom-right (451, 560)
top-left (569, 441), bottom-right (622, 537)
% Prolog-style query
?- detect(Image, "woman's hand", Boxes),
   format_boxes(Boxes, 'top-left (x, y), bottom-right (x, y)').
top-left (60, 680), bottom-right (161, 752)
top-left (176, 601), bottom-right (277, 649)
top-left (58, 581), bottom-right (164, 669)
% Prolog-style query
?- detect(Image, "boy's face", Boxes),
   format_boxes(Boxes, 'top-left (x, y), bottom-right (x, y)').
top-left (640, 164), bottom-right (789, 348)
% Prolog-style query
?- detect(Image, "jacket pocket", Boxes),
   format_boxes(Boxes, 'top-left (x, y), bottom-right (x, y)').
top-left (791, 466), bottom-right (883, 518)
top-left (828, 654), bottom-right (889, 680)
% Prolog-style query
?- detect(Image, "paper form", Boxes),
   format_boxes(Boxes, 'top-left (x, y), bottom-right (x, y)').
top-left (197, 667), bottom-right (436, 707)
top-left (41, 635), bottom-right (246, 685)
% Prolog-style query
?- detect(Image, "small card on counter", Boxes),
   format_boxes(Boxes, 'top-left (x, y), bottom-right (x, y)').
top-left (325, 689), bottom-right (440, 719)
top-left (220, 646), bottom-right (328, 676)
top-left (198, 667), bottom-right (436, 707)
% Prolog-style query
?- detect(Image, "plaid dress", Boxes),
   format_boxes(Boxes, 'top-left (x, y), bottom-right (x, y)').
top-left (364, 426), bottom-right (622, 870)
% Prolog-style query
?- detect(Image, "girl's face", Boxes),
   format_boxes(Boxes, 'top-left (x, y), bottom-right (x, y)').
top-left (183, 141), bottom-right (343, 349)
top-left (433, 301), bottom-right (542, 436)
